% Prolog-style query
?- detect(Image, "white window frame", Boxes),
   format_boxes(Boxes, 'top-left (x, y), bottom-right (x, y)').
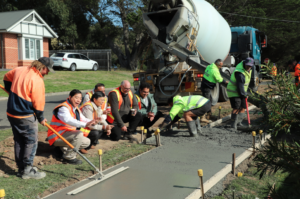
top-left (21, 36), bottom-right (43, 60)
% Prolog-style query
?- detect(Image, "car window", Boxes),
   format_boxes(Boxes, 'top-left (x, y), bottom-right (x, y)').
top-left (51, 53), bottom-right (65, 57)
top-left (80, 55), bottom-right (89, 60)
top-left (67, 54), bottom-right (76, 58)
top-left (74, 54), bottom-right (81, 59)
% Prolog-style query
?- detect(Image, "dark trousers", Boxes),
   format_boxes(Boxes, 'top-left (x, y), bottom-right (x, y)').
top-left (138, 111), bottom-right (164, 129)
top-left (201, 87), bottom-right (212, 113)
top-left (86, 130), bottom-right (103, 149)
top-left (109, 112), bottom-right (142, 141)
top-left (7, 115), bottom-right (38, 170)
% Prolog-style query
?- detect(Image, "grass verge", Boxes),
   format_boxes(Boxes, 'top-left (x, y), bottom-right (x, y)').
top-left (0, 70), bottom-right (134, 97)
top-left (212, 164), bottom-right (289, 199)
top-left (0, 142), bottom-right (153, 199)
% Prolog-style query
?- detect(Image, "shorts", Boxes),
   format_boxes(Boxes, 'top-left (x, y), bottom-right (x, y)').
top-left (190, 101), bottom-right (212, 116)
top-left (229, 97), bottom-right (246, 109)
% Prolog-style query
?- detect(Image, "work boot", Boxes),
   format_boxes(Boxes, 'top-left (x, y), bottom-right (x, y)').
top-left (200, 114), bottom-right (212, 123)
top-left (17, 167), bottom-right (38, 177)
top-left (22, 166), bottom-right (46, 180)
top-left (63, 158), bottom-right (83, 165)
top-left (237, 113), bottom-right (245, 126)
top-left (186, 121), bottom-right (198, 137)
top-left (230, 114), bottom-right (239, 130)
top-left (195, 118), bottom-right (205, 136)
top-left (124, 134), bottom-right (140, 144)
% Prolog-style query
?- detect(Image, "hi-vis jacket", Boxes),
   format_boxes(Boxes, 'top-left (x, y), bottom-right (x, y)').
top-left (169, 95), bottom-right (209, 120)
top-left (203, 63), bottom-right (224, 84)
top-left (47, 100), bottom-right (90, 146)
top-left (4, 66), bottom-right (45, 122)
top-left (226, 62), bottom-right (252, 98)
top-left (107, 87), bottom-right (134, 123)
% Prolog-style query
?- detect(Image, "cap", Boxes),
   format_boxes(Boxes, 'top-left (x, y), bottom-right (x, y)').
top-left (244, 57), bottom-right (254, 67)
top-left (38, 57), bottom-right (55, 73)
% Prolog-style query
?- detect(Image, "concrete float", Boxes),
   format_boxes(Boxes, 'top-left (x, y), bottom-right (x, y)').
top-left (43, 105), bottom-right (268, 199)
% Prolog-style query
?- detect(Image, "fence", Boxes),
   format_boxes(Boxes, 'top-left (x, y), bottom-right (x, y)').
top-left (49, 49), bottom-right (111, 71)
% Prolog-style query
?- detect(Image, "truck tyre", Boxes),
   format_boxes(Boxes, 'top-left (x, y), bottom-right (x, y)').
top-left (218, 71), bottom-right (230, 102)
top-left (210, 83), bottom-right (219, 106)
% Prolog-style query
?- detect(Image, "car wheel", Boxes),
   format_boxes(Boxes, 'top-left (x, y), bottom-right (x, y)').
top-left (70, 64), bottom-right (76, 71)
top-left (92, 64), bottom-right (98, 71)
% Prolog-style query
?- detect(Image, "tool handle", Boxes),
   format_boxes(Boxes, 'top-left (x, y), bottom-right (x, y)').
top-left (0, 84), bottom-right (9, 95)
top-left (45, 123), bottom-right (74, 149)
top-left (245, 98), bottom-right (250, 126)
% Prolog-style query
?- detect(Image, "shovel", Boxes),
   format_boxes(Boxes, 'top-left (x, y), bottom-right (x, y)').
top-left (245, 97), bottom-right (251, 127)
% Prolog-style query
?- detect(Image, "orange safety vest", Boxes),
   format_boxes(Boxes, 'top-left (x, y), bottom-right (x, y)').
top-left (47, 100), bottom-right (90, 146)
top-left (134, 94), bottom-right (142, 110)
top-left (271, 66), bottom-right (277, 76)
top-left (80, 101), bottom-right (98, 119)
top-left (107, 87), bottom-right (133, 123)
top-left (294, 63), bottom-right (300, 77)
top-left (86, 91), bottom-right (93, 99)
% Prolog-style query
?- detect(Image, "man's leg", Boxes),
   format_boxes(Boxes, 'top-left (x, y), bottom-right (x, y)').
top-left (121, 112), bottom-right (141, 143)
top-left (229, 97), bottom-right (243, 130)
top-left (54, 131), bottom-right (90, 164)
top-left (86, 130), bottom-right (101, 149)
top-left (110, 126), bottom-right (122, 141)
top-left (200, 87), bottom-right (213, 123)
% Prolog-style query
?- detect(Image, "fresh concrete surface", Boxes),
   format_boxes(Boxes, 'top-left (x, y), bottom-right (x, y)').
top-left (44, 122), bottom-right (259, 199)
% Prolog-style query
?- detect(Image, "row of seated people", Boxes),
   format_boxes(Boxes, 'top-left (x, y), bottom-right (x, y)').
top-left (47, 80), bottom-right (163, 165)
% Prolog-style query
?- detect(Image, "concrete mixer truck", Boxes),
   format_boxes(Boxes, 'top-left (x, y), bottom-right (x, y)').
top-left (132, 0), bottom-right (267, 105)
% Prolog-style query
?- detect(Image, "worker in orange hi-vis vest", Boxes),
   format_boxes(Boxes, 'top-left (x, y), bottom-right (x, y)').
top-left (288, 60), bottom-right (300, 87)
top-left (3, 57), bottom-right (54, 180)
top-left (47, 89), bottom-right (99, 165)
top-left (81, 91), bottom-right (114, 150)
top-left (82, 83), bottom-right (107, 105)
top-left (107, 80), bottom-right (141, 143)
top-left (271, 63), bottom-right (277, 85)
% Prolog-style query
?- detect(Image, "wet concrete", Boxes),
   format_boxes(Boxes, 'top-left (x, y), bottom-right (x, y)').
top-left (44, 120), bottom-right (259, 199)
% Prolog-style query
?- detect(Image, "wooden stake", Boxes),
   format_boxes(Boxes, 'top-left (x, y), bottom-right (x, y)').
top-left (198, 169), bottom-right (204, 199)
top-left (140, 126), bottom-right (144, 144)
top-left (143, 129), bottom-right (147, 144)
top-left (232, 153), bottom-right (236, 176)
top-left (0, 189), bottom-right (5, 199)
top-left (98, 149), bottom-right (103, 172)
top-left (252, 131), bottom-right (256, 154)
top-left (155, 129), bottom-right (161, 147)
top-left (259, 130), bottom-right (263, 142)
top-left (219, 106), bottom-right (221, 119)
top-left (178, 119), bottom-right (181, 129)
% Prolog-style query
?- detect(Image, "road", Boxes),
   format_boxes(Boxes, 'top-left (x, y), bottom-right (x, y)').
top-left (0, 88), bottom-right (118, 129)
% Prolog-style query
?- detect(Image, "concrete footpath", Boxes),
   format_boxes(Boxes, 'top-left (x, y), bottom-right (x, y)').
top-left (44, 114), bottom-right (260, 199)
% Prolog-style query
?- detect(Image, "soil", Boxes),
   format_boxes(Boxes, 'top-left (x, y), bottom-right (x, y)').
top-left (0, 82), bottom-right (270, 196)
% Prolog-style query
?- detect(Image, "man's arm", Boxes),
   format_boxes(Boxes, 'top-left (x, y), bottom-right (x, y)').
top-left (169, 103), bottom-right (184, 121)
top-left (213, 67), bottom-right (225, 83)
top-left (57, 106), bottom-right (87, 128)
top-left (3, 68), bottom-right (16, 92)
top-left (235, 72), bottom-right (247, 97)
top-left (31, 79), bottom-right (45, 123)
top-left (132, 91), bottom-right (138, 111)
top-left (108, 92), bottom-right (124, 127)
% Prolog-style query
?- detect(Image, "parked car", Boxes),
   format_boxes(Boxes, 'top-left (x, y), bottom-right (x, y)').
top-left (50, 52), bottom-right (98, 71)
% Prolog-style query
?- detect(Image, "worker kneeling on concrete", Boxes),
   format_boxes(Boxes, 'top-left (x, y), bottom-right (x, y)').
top-left (81, 91), bottom-right (114, 150)
top-left (4, 57), bottom-right (53, 179)
top-left (227, 57), bottom-right (253, 130)
top-left (201, 59), bottom-right (228, 123)
top-left (47, 89), bottom-right (98, 165)
top-left (159, 95), bottom-right (211, 137)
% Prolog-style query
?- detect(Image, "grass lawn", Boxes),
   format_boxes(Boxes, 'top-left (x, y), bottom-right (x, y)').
top-left (212, 164), bottom-right (290, 199)
top-left (0, 141), bottom-right (153, 199)
top-left (0, 70), bottom-right (134, 97)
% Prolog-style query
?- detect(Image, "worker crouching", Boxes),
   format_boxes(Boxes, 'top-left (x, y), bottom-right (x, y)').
top-left (80, 91), bottom-right (114, 149)
top-left (159, 95), bottom-right (211, 137)
top-left (47, 89), bottom-right (99, 165)
top-left (227, 57), bottom-right (253, 130)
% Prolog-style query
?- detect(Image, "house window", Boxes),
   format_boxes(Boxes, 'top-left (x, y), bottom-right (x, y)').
top-left (25, 38), bottom-right (42, 60)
